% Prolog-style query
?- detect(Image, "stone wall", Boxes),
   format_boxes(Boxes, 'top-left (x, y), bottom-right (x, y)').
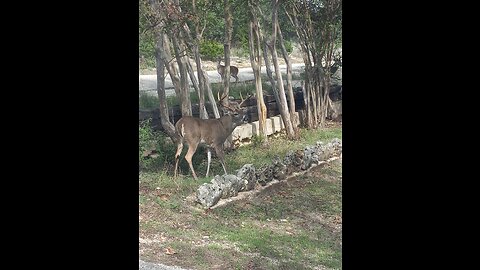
top-left (196, 138), bottom-right (342, 209)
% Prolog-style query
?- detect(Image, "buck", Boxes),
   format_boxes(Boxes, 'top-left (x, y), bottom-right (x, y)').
top-left (174, 94), bottom-right (251, 180)
top-left (217, 58), bottom-right (239, 84)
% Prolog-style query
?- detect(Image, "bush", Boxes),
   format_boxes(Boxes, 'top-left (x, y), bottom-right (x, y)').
top-left (139, 93), bottom-right (159, 110)
top-left (199, 40), bottom-right (224, 61)
top-left (139, 120), bottom-right (177, 171)
top-left (251, 134), bottom-right (265, 147)
top-left (284, 40), bottom-right (293, 54)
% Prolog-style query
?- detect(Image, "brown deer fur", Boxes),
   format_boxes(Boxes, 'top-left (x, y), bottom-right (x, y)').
top-left (174, 110), bottom-right (248, 180)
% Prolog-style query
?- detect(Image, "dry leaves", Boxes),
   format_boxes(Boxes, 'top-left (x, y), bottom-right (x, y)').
top-left (164, 247), bottom-right (176, 255)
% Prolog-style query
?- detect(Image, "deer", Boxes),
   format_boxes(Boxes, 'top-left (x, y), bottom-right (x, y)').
top-left (174, 93), bottom-right (251, 180)
top-left (217, 58), bottom-right (239, 85)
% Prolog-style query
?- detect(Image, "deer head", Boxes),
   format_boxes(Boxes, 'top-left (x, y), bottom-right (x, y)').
top-left (173, 92), bottom-right (251, 180)
top-left (217, 91), bottom-right (251, 126)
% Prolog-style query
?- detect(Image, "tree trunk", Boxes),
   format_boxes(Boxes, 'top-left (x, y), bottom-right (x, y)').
top-left (161, 34), bottom-right (182, 98)
top-left (191, 48), bottom-right (209, 120)
top-left (222, 0), bottom-right (233, 106)
top-left (276, 22), bottom-right (299, 137)
top-left (154, 32), bottom-right (177, 142)
top-left (203, 71), bottom-right (220, 118)
top-left (268, 0), bottom-right (295, 139)
top-left (171, 32), bottom-right (192, 116)
top-left (185, 58), bottom-right (208, 119)
top-left (247, 2), bottom-right (268, 143)
top-left (285, 2), bottom-right (317, 129)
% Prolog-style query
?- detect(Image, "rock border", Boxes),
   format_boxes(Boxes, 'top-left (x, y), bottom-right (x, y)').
top-left (195, 138), bottom-right (342, 209)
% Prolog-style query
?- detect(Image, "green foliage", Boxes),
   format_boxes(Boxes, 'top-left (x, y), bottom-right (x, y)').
top-left (139, 93), bottom-right (159, 110)
top-left (139, 120), bottom-right (177, 171)
top-left (139, 1), bottom-right (156, 69)
top-left (284, 39), bottom-right (293, 54)
top-left (139, 36), bottom-right (156, 69)
top-left (199, 40), bottom-right (224, 61)
top-left (251, 134), bottom-right (265, 147)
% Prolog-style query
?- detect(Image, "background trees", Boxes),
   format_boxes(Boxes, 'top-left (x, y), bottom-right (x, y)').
top-left (139, 0), bottom-right (342, 142)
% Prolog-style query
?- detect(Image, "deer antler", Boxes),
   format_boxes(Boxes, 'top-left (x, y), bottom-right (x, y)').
top-left (238, 92), bottom-right (253, 107)
top-left (217, 91), bottom-right (228, 103)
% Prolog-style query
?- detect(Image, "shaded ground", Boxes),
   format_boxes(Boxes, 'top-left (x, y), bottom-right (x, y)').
top-left (139, 156), bottom-right (342, 270)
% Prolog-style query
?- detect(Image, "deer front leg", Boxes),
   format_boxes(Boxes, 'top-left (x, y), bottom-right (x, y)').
top-left (185, 142), bottom-right (199, 180)
top-left (205, 148), bottom-right (211, 178)
top-left (174, 142), bottom-right (183, 178)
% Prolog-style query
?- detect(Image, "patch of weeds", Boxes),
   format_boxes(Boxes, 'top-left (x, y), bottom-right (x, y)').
top-left (139, 120), bottom-right (178, 171)
top-left (139, 195), bottom-right (146, 205)
top-left (139, 93), bottom-right (159, 110)
top-left (251, 134), bottom-right (266, 147)
top-left (154, 197), bottom-right (180, 210)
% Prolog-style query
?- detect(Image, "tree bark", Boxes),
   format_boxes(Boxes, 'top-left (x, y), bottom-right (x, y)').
top-left (276, 22), bottom-right (299, 137)
top-left (268, 0), bottom-right (295, 139)
top-left (222, 0), bottom-right (233, 106)
top-left (154, 32), bottom-right (177, 142)
top-left (247, 0), bottom-right (268, 143)
top-left (171, 32), bottom-right (192, 116)
top-left (161, 34), bottom-right (182, 98)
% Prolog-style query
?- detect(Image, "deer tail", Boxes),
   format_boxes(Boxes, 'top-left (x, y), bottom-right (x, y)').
top-left (175, 120), bottom-right (186, 141)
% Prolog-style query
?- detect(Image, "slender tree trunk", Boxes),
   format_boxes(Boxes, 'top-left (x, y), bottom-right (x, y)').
top-left (171, 32), bottom-right (192, 116)
top-left (222, 0), bottom-right (233, 106)
top-left (204, 72), bottom-right (220, 118)
top-left (154, 31), bottom-right (177, 142)
top-left (161, 34), bottom-right (182, 98)
top-left (185, 59), bottom-right (208, 118)
top-left (276, 22), bottom-right (298, 136)
top-left (285, 3), bottom-right (318, 129)
top-left (247, 3), bottom-right (268, 143)
top-left (268, 0), bottom-right (295, 139)
top-left (192, 48), bottom-right (208, 119)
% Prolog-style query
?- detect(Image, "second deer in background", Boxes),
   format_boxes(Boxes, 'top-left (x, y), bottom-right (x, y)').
top-left (217, 58), bottom-right (239, 84)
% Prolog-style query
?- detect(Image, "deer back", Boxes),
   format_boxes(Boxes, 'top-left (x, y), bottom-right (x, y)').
top-left (175, 115), bottom-right (236, 146)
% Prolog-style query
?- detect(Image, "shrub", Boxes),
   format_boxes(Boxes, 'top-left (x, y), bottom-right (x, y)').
top-left (251, 134), bottom-right (265, 147)
top-left (139, 120), bottom-right (177, 171)
top-left (199, 40), bottom-right (224, 61)
top-left (284, 40), bottom-right (293, 54)
top-left (139, 93), bottom-right (159, 110)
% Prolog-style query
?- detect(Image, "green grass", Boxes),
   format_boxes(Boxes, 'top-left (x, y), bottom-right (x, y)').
top-left (139, 125), bottom-right (342, 269)
top-left (148, 125), bottom-right (342, 183)
top-left (189, 159), bottom-right (342, 269)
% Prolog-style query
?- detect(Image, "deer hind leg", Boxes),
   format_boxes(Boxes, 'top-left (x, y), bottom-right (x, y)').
top-left (185, 141), bottom-right (199, 180)
top-left (205, 148), bottom-right (212, 178)
top-left (174, 141), bottom-right (184, 178)
top-left (214, 146), bottom-right (227, 175)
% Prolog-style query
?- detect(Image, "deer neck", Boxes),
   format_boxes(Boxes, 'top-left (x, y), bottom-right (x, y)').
top-left (219, 115), bottom-right (236, 134)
